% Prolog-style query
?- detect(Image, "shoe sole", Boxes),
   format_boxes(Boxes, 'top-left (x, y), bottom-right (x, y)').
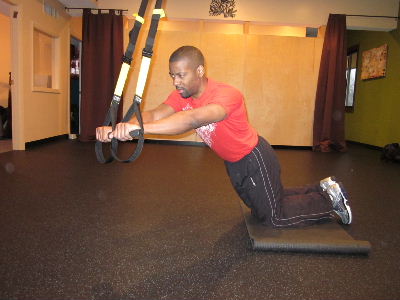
top-left (338, 182), bottom-right (352, 224)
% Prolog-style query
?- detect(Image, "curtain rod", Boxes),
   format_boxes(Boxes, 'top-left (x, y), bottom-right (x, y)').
top-left (346, 14), bottom-right (398, 19)
top-left (65, 7), bottom-right (128, 12)
top-left (64, 9), bottom-right (398, 19)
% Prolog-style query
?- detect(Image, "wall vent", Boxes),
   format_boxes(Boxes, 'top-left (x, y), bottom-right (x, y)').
top-left (43, 1), bottom-right (59, 18)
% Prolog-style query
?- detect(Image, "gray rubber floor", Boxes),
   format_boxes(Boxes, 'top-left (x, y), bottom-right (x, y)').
top-left (0, 138), bottom-right (399, 300)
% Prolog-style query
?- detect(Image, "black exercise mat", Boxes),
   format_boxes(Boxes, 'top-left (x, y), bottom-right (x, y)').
top-left (239, 201), bottom-right (371, 254)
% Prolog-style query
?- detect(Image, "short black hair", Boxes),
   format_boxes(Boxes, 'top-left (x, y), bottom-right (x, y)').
top-left (169, 46), bottom-right (205, 68)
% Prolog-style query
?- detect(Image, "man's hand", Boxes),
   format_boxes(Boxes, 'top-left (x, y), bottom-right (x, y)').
top-left (96, 126), bottom-right (113, 142)
top-left (96, 123), bottom-right (142, 142)
top-left (112, 122), bottom-right (141, 141)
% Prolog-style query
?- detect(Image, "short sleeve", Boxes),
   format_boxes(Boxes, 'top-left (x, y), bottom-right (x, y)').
top-left (207, 85), bottom-right (242, 116)
top-left (164, 90), bottom-right (183, 112)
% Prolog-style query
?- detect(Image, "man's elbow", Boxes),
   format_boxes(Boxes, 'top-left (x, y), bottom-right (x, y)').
top-left (189, 118), bottom-right (203, 130)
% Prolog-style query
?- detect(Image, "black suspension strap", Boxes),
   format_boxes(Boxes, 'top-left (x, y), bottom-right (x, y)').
top-left (110, 0), bottom-right (165, 163)
top-left (95, 0), bottom-right (149, 164)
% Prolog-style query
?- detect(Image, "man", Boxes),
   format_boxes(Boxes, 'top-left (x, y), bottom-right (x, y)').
top-left (96, 45), bottom-right (352, 228)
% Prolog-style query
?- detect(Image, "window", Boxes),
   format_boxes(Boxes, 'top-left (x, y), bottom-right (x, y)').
top-left (345, 45), bottom-right (359, 112)
top-left (33, 28), bottom-right (57, 89)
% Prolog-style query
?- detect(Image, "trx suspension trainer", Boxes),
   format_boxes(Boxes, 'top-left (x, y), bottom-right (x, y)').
top-left (95, 0), bottom-right (165, 163)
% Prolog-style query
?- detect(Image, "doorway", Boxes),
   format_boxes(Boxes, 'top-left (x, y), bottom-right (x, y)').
top-left (70, 36), bottom-right (81, 139)
top-left (0, 0), bottom-right (12, 153)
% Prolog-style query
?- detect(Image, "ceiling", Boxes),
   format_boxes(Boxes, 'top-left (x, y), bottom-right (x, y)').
top-left (58, 0), bottom-right (141, 17)
top-left (58, 0), bottom-right (98, 9)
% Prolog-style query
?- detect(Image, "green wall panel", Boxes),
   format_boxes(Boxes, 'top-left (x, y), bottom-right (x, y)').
top-left (346, 26), bottom-right (400, 147)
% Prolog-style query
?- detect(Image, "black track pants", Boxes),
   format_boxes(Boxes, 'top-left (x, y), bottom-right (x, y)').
top-left (225, 136), bottom-right (335, 228)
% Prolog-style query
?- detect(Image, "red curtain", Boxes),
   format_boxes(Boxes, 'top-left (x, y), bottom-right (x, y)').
top-left (313, 14), bottom-right (347, 152)
top-left (5, 72), bottom-right (12, 138)
top-left (80, 9), bottom-right (124, 142)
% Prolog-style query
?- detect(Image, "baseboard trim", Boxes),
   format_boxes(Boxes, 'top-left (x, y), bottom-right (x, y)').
top-left (26, 136), bottom-right (383, 153)
top-left (142, 139), bottom-right (206, 147)
top-left (26, 134), bottom-right (69, 148)
top-left (346, 140), bottom-right (382, 151)
top-left (141, 140), bottom-right (312, 150)
top-left (272, 145), bottom-right (312, 150)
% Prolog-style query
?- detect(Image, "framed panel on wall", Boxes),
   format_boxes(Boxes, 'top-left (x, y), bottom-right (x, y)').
top-left (360, 44), bottom-right (388, 80)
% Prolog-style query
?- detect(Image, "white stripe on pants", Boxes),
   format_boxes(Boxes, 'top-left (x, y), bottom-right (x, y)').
top-left (225, 136), bottom-right (334, 228)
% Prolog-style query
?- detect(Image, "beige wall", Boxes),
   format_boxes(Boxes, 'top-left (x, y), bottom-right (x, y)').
top-left (121, 19), bottom-right (325, 146)
top-left (2, 0), bottom-right (396, 150)
top-left (70, 17), bottom-right (82, 40)
top-left (6, 0), bottom-right (71, 149)
top-left (9, 8), bottom-right (323, 148)
top-left (0, 12), bottom-right (11, 108)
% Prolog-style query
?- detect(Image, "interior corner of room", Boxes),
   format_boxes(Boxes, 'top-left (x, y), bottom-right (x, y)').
top-left (0, 0), bottom-right (399, 153)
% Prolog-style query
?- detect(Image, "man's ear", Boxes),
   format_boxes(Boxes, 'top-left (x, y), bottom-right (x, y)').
top-left (197, 65), bottom-right (205, 77)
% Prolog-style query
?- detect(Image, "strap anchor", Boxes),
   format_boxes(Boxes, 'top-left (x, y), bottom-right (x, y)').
top-left (133, 13), bottom-right (145, 24)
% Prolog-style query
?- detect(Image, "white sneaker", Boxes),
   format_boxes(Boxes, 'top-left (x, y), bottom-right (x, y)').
top-left (326, 182), bottom-right (352, 224)
top-left (320, 176), bottom-right (337, 192)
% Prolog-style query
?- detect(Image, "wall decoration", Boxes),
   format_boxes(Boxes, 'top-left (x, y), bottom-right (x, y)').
top-left (209, 0), bottom-right (237, 18)
top-left (360, 44), bottom-right (388, 80)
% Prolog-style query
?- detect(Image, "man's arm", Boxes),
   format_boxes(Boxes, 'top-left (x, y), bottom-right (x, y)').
top-left (129, 103), bottom-right (175, 125)
top-left (112, 104), bottom-right (227, 140)
top-left (96, 103), bottom-right (175, 142)
top-left (144, 104), bottom-right (226, 135)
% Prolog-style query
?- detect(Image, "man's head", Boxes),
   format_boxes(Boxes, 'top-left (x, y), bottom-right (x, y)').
top-left (169, 46), bottom-right (207, 99)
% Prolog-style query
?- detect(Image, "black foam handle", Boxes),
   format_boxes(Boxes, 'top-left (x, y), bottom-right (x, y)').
top-left (129, 129), bottom-right (142, 138)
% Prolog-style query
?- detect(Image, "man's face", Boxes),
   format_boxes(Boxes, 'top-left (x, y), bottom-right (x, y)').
top-left (169, 58), bottom-right (203, 99)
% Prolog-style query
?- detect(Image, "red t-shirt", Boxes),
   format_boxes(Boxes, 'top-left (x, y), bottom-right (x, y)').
top-left (164, 78), bottom-right (258, 162)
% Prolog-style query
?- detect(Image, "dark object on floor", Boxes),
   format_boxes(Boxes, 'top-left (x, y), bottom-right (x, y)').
top-left (381, 143), bottom-right (400, 163)
top-left (0, 106), bottom-right (8, 139)
top-left (239, 201), bottom-right (371, 254)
